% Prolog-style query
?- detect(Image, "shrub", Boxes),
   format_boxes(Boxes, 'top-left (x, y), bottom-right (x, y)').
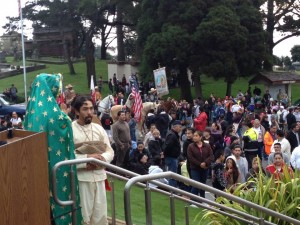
top-left (197, 165), bottom-right (300, 225)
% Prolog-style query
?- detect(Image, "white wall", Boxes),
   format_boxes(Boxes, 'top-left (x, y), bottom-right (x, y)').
top-left (107, 62), bottom-right (139, 82)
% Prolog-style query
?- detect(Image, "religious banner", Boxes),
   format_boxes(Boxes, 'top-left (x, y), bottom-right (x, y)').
top-left (153, 67), bottom-right (169, 97)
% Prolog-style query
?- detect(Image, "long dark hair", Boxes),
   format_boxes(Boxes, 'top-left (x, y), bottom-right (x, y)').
top-left (225, 158), bottom-right (239, 183)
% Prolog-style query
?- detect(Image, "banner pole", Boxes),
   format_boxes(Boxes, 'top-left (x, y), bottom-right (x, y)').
top-left (20, 0), bottom-right (27, 105)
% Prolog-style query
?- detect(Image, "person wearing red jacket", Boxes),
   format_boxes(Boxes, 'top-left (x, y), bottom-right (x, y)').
top-left (194, 106), bottom-right (208, 131)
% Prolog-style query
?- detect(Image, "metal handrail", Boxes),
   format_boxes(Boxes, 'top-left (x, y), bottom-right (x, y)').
top-left (52, 158), bottom-right (300, 225)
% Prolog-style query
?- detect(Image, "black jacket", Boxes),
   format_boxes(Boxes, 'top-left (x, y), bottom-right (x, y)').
top-left (163, 129), bottom-right (181, 158)
top-left (286, 113), bottom-right (296, 130)
top-left (182, 139), bottom-right (193, 159)
top-left (148, 138), bottom-right (163, 158)
top-left (156, 113), bottom-right (170, 131)
top-left (286, 130), bottom-right (300, 152)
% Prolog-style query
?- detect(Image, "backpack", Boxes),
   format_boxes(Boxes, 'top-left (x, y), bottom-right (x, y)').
top-left (218, 107), bottom-right (225, 117)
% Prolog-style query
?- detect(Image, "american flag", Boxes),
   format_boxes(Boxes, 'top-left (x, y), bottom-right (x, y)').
top-left (131, 87), bottom-right (143, 122)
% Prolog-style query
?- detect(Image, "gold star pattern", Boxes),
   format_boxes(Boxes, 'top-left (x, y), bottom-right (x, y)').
top-left (40, 90), bottom-right (45, 96)
top-left (48, 147), bottom-right (52, 152)
top-left (62, 186), bottom-right (67, 192)
top-left (35, 81), bottom-right (40, 87)
top-left (43, 111), bottom-right (48, 117)
top-left (59, 137), bottom-right (65, 143)
top-left (63, 172), bottom-right (68, 177)
top-left (39, 125), bottom-right (44, 131)
top-left (35, 116), bottom-right (39, 122)
top-left (61, 215), bottom-right (66, 220)
top-left (51, 204), bottom-right (55, 210)
top-left (28, 123), bottom-right (32, 128)
top-left (56, 150), bottom-right (61, 156)
top-left (49, 118), bottom-right (54, 124)
top-left (53, 107), bottom-right (58, 112)
top-left (52, 87), bottom-right (57, 92)
top-left (31, 109), bottom-right (35, 114)
top-left (49, 130), bottom-right (55, 136)
top-left (38, 101), bottom-right (43, 107)
top-left (28, 96), bottom-right (31, 101)
top-left (47, 96), bottom-right (53, 102)
top-left (31, 96), bottom-right (36, 102)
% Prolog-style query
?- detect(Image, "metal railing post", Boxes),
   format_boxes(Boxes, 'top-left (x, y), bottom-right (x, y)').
top-left (145, 183), bottom-right (152, 225)
top-left (110, 178), bottom-right (116, 225)
top-left (184, 205), bottom-right (189, 225)
top-left (70, 165), bottom-right (77, 225)
top-left (170, 192), bottom-right (175, 225)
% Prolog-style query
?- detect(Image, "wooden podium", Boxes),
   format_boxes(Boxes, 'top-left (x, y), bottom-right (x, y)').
top-left (0, 129), bottom-right (50, 225)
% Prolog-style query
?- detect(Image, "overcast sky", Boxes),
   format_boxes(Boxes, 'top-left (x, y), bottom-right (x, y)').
top-left (1, 0), bottom-right (299, 58)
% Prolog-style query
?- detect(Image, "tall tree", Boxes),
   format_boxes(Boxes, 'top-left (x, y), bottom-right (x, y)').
top-left (21, 0), bottom-right (80, 74)
top-left (137, 0), bottom-right (208, 102)
top-left (77, 0), bottom-right (114, 87)
top-left (291, 45), bottom-right (300, 62)
top-left (192, 1), bottom-right (265, 96)
top-left (263, 0), bottom-right (300, 69)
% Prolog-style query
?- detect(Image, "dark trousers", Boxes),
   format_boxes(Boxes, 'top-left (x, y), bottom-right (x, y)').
top-left (190, 169), bottom-right (208, 200)
top-left (115, 144), bottom-right (129, 168)
top-left (244, 150), bottom-right (258, 169)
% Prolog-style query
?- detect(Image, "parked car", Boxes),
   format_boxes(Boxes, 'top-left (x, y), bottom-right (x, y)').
top-left (0, 94), bottom-right (26, 119)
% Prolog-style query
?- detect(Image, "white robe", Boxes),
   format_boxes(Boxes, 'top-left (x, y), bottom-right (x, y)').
top-left (72, 121), bottom-right (114, 225)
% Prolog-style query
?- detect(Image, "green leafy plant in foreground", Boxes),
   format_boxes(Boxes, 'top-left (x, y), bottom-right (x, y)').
top-left (198, 163), bottom-right (300, 225)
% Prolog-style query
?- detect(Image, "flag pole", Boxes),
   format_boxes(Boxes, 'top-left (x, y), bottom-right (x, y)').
top-left (19, 0), bottom-right (27, 105)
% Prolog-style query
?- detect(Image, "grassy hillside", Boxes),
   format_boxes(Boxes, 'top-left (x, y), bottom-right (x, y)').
top-left (1, 58), bottom-right (300, 103)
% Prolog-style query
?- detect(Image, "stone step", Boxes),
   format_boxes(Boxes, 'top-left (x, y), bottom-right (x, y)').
top-left (108, 217), bottom-right (128, 225)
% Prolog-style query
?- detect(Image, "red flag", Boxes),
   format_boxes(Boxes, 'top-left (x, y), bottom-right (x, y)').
top-left (56, 83), bottom-right (65, 105)
top-left (90, 75), bottom-right (96, 104)
top-left (131, 87), bottom-right (143, 122)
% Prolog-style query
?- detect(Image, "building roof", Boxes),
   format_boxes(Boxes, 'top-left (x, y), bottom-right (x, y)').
top-left (248, 71), bottom-right (300, 85)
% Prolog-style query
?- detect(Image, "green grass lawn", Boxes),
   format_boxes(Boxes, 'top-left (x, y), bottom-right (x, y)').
top-left (106, 177), bottom-right (201, 225)
top-left (1, 58), bottom-right (300, 103)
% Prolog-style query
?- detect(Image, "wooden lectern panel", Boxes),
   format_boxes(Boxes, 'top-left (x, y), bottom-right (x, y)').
top-left (0, 130), bottom-right (50, 225)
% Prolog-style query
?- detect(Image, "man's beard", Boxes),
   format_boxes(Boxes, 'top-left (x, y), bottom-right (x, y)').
top-left (84, 116), bottom-right (93, 124)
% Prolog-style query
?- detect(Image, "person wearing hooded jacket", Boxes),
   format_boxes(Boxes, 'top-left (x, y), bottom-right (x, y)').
top-left (148, 156), bottom-right (169, 188)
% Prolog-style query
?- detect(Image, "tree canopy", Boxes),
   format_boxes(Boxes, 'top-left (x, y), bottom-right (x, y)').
top-left (137, 0), bottom-right (265, 99)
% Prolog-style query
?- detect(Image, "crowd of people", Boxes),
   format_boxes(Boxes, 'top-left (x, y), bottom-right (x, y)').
top-left (2, 72), bottom-right (300, 224)
top-left (2, 83), bottom-right (18, 103)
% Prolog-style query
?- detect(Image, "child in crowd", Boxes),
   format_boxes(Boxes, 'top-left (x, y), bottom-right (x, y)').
top-left (245, 157), bottom-right (265, 188)
top-left (148, 129), bottom-right (163, 159)
top-left (212, 149), bottom-right (227, 193)
top-left (179, 158), bottom-right (192, 195)
top-left (144, 124), bottom-right (156, 149)
top-left (148, 156), bottom-right (168, 188)
top-left (129, 141), bottom-right (152, 170)
top-left (132, 153), bottom-right (150, 175)
top-left (224, 156), bottom-right (241, 193)
top-left (182, 127), bottom-right (195, 178)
